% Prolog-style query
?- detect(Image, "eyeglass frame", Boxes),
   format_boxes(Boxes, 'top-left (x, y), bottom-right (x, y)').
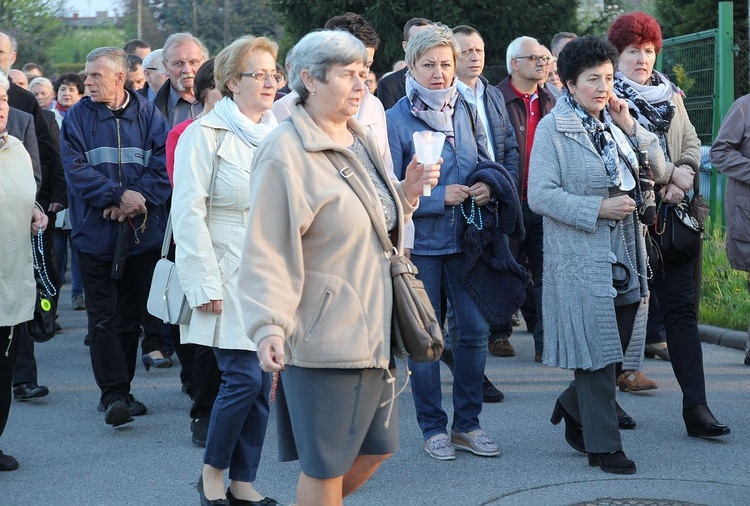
top-left (165, 59), bottom-right (204, 70)
top-left (239, 71), bottom-right (284, 84)
top-left (514, 54), bottom-right (552, 64)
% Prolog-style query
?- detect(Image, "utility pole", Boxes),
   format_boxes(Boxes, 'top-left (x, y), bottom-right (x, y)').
top-left (193, 0), bottom-right (198, 36)
top-left (137, 0), bottom-right (142, 39)
top-left (223, 0), bottom-right (231, 46)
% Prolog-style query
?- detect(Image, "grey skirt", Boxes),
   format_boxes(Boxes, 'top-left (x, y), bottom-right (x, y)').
top-left (276, 366), bottom-right (399, 479)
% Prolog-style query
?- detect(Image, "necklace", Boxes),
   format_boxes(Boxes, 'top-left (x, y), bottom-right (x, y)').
top-left (460, 196), bottom-right (483, 231)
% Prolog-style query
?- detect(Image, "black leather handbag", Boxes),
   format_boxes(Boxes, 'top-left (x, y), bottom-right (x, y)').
top-left (654, 198), bottom-right (702, 261)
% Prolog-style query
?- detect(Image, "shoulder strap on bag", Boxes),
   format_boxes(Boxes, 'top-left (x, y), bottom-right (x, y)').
top-left (323, 150), bottom-right (396, 256)
top-left (162, 128), bottom-right (225, 259)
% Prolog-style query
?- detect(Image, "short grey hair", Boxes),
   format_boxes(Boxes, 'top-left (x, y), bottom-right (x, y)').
top-left (142, 49), bottom-right (166, 74)
top-left (29, 76), bottom-right (53, 91)
top-left (86, 47), bottom-right (129, 75)
top-left (0, 71), bottom-right (9, 91)
top-left (405, 23), bottom-right (460, 72)
top-left (506, 36), bottom-right (539, 75)
top-left (162, 32), bottom-right (209, 63)
top-left (288, 30), bottom-right (368, 102)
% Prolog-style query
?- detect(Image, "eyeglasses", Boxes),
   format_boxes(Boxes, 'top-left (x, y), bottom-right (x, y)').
top-left (239, 71), bottom-right (284, 84)
top-left (167, 59), bottom-right (204, 69)
top-left (514, 54), bottom-right (551, 64)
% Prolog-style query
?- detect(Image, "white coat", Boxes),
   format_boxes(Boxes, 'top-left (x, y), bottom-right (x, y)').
top-left (172, 109), bottom-right (263, 351)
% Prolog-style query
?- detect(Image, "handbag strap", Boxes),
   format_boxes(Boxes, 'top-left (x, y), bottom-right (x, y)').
top-left (162, 128), bottom-right (224, 258)
top-left (323, 150), bottom-right (397, 256)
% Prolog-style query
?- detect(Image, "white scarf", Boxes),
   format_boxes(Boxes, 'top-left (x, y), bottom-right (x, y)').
top-left (212, 96), bottom-right (277, 151)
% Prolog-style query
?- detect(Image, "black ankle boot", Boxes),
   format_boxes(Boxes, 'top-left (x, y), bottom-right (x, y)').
top-left (588, 450), bottom-right (636, 474)
top-left (550, 400), bottom-right (585, 453)
top-left (683, 404), bottom-right (730, 438)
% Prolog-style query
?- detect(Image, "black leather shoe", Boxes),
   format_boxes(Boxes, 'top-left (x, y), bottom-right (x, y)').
top-left (13, 383), bottom-right (49, 400)
top-left (683, 404), bottom-right (730, 438)
top-left (198, 476), bottom-right (230, 506)
top-left (588, 450), bottom-right (636, 474)
top-left (226, 489), bottom-right (279, 506)
top-left (97, 395), bottom-right (147, 416)
top-left (482, 377), bottom-right (505, 403)
top-left (191, 417), bottom-right (210, 447)
top-left (0, 451), bottom-right (19, 471)
top-left (104, 397), bottom-right (134, 427)
top-left (744, 355), bottom-right (750, 366)
top-left (142, 353), bottom-right (173, 372)
top-left (616, 402), bottom-right (637, 430)
top-left (550, 400), bottom-right (585, 453)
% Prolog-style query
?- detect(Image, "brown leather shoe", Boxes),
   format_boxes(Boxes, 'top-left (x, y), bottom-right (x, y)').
top-left (617, 370), bottom-right (658, 392)
top-left (488, 338), bottom-right (516, 357)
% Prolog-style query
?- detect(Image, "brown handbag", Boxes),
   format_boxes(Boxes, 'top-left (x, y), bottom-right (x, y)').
top-left (324, 151), bottom-right (443, 362)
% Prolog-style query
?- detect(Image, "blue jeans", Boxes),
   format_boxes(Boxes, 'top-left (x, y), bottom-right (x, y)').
top-left (54, 230), bottom-right (84, 297)
top-left (204, 348), bottom-right (271, 483)
top-left (409, 253), bottom-right (489, 439)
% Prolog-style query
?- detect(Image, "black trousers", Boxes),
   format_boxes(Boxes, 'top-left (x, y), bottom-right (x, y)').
top-left (78, 249), bottom-right (159, 406)
top-left (1, 325), bottom-right (21, 438)
top-left (189, 345), bottom-right (221, 420)
top-left (652, 256), bottom-right (707, 408)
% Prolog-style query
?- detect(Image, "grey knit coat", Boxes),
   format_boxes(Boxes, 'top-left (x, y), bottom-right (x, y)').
top-left (527, 98), bottom-right (666, 371)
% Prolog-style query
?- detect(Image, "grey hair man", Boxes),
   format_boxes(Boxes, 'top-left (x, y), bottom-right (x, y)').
top-left (153, 32), bottom-right (208, 126)
top-left (496, 35), bottom-right (557, 362)
top-left (61, 46), bottom-right (171, 427)
top-left (375, 17), bottom-right (433, 110)
top-left (141, 48), bottom-right (167, 100)
top-left (8, 69), bottom-right (27, 89)
top-left (550, 31), bottom-right (578, 56)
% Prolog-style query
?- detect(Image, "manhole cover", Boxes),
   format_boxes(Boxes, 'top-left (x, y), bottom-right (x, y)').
top-left (572, 500), bottom-right (706, 506)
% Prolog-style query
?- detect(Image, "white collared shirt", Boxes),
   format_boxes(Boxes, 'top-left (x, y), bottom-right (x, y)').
top-left (457, 78), bottom-right (496, 161)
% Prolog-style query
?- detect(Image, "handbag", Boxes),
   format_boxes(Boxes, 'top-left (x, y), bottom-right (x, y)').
top-left (654, 197), bottom-right (702, 261)
top-left (29, 231), bottom-right (57, 343)
top-left (324, 151), bottom-right (443, 363)
top-left (147, 139), bottom-right (222, 325)
top-left (147, 217), bottom-right (192, 325)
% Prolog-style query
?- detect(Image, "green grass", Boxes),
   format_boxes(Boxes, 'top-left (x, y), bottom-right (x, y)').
top-left (699, 224), bottom-right (750, 331)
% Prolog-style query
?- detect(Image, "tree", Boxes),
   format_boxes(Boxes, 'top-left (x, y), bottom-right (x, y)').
top-left (150, 0), bottom-right (280, 55)
top-left (0, 0), bottom-right (65, 69)
top-left (654, 0), bottom-right (748, 39)
top-left (579, 0), bottom-right (627, 36)
top-left (272, 0), bottom-right (578, 76)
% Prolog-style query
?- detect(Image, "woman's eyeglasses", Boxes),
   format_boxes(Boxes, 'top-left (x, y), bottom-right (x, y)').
top-left (240, 71), bottom-right (284, 84)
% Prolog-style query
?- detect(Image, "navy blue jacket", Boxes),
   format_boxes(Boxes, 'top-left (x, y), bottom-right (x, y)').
top-left (61, 91), bottom-right (171, 260)
top-left (387, 95), bottom-right (491, 255)
top-left (479, 76), bottom-right (520, 184)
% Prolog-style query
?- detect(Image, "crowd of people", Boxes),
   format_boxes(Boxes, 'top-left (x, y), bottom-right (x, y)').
top-left (0, 8), bottom-right (744, 505)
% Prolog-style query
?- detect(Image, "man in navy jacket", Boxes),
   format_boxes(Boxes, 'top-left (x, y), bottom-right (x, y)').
top-left (61, 47), bottom-right (170, 427)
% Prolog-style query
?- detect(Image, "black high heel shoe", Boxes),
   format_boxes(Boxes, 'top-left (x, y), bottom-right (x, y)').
top-left (550, 400), bottom-right (585, 453)
top-left (142, 353), bottom-right (173, 372)
top-left (616, 401), bottom-right (637, 430)
top-left (683, 404), bottom-right (730, 438)
top-left (198, 476), bottom-right (230, 506)
top-left (588, 450), bottom-right (636, 474)
top-left (226, 489), bottom-right (279, 506)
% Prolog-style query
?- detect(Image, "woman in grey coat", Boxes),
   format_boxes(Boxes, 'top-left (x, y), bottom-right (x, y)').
top-left (528, 36), bottom-right (666, 474)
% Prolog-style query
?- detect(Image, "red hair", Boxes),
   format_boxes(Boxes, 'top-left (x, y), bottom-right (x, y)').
top-left (607, 11), bottom-right (663, 54)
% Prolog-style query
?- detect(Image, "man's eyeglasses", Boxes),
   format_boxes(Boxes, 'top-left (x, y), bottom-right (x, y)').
top-left (167, 59), bottom-right (204, 69)
top-left (239, 71), bottom-right (284, 84)
top-left (515, 54), bottom-right (551, 64)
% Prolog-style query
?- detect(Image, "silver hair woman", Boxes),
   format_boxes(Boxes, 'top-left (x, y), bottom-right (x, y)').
top-left (237, 30), bottom-right (436, 505)
top-left (0, 70), bottom-right (48, 471)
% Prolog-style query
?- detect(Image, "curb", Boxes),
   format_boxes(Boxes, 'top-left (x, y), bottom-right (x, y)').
top-left (698, 323), bottom-right (746, 351)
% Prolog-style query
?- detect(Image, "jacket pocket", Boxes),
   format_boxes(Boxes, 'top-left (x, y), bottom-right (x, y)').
top-left (304, 290), bottom-right (333, 343)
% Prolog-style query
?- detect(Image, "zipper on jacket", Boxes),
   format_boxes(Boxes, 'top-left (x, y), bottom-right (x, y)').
top-left (304, 290), bottom-right (333, 343)
top-left (115, 118), bottom-right (122, 185)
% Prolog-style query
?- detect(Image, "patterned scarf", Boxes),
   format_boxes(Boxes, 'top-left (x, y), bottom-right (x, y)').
top-left (405, 75), bottom-right (458, 143)
top-left (613, 70), bottom-right (676, 161)
top-left (567, 95), bottom-right (636, 191)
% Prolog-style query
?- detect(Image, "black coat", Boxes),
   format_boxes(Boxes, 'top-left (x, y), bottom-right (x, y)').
top-left (375, 67), bottom-right (407, 111)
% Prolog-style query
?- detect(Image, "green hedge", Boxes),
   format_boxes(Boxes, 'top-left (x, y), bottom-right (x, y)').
top-left (699, 223), bottom-right (750, 331)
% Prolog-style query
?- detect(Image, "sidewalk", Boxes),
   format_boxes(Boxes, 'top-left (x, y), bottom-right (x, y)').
top-left (2, 286), bottom-right (748, 505)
